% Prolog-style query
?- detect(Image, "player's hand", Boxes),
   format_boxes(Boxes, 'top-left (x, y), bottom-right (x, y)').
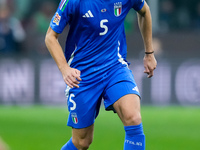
top-left (143, 53), bottom-right (157, 78)
top-left (61, 66), bottom-right (82, 88)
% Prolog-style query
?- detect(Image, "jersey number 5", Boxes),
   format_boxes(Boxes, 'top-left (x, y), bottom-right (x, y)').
top-left (99, 19), bottom-right (108, 36)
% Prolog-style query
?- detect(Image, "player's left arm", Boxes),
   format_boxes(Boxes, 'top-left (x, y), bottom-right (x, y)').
top-left (137, 2), bottom-right (157, 78)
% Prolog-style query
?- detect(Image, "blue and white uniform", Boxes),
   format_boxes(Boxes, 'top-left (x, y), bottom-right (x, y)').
top-left (50, 0), bottom-right (144, 129)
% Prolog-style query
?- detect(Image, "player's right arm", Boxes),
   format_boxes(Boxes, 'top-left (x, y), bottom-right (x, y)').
top-left (45, 27), bottom-right (81, 88)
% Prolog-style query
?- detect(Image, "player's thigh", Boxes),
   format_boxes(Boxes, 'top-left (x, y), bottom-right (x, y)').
top-left (113, 94), bottom-right (141, 126)
top-left (66, 83), bottom-right (103, 129)
top-left (72, 124), bottom-right (94, 147)
top-left (103, 66), bottom-right (140, 111)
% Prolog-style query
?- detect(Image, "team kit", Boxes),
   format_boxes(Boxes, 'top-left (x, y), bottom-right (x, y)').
top-left (50, 0), bottom-right (146, 149)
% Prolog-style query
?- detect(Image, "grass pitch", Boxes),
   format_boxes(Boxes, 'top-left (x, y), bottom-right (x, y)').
top-left (0, 106), bottom-right (200, 150)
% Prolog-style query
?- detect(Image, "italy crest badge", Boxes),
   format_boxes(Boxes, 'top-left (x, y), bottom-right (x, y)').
top-left (71, 113), bottom-right (78, 124)
top-left (114, 2), bottom-right (122, 17)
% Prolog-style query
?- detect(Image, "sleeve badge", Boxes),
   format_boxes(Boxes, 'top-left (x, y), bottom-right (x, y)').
top-left (53, 13), bottom-right (61, 26)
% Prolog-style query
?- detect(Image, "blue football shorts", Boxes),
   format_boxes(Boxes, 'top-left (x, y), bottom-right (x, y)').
top-left (65, 66), bottom-right (140, 129)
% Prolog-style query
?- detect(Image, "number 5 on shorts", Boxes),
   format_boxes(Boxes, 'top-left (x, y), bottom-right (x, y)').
top-left (69, 94), bottom-right (76, 111)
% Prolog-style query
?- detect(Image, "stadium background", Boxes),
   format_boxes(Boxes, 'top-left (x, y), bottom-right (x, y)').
top-left (0, 0), bottom-right (200, 150)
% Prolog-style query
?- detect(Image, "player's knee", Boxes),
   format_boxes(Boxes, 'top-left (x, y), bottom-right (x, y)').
top-left (124, 112), bottom-right (142, 126)
top-left (74, 138), bottom-right (93, 150)
top-left (79, 139), bottom-right (92, 150)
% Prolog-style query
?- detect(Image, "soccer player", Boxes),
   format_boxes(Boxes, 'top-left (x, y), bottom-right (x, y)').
top-left (45, 0), bottom-right (157, 149)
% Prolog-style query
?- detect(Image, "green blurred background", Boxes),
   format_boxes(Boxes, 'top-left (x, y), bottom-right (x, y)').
top-left (1, 106), bottom-right (200, 150)
top-left (0, 0), bottom-right (200, 149)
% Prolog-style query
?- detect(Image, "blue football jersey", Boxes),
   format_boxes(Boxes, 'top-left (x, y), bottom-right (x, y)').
top-left (50, 0), bottom-right (144, 82)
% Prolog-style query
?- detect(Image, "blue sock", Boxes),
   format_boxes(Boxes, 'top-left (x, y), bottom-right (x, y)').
top-left (61, 138), bottom-right (78, 150)
top-left (124, 123), bottom-right (145, 150)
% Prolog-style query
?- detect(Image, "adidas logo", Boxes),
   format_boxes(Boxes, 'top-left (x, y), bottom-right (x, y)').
top-left (83, 10), bottom-right (94, 18)
top-left (132, 86), bottom-right (139, 93)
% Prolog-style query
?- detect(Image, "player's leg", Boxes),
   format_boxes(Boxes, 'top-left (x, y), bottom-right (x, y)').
top-left (103, 66), bottom-right (145, 150)
top-left (62, 80), bottom-right (104, 150)
top-left (113, 94), bottom-right (145, 150)
top-left (113, 94), bottom-right (141, 126)
top-left (61, 124), bottom-right (94, 150)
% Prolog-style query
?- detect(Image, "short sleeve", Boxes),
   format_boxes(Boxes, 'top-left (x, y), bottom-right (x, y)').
top-left (132, 0), bottom-right (145, 11)
top-left (50, 0), bottom-right (74, 34)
